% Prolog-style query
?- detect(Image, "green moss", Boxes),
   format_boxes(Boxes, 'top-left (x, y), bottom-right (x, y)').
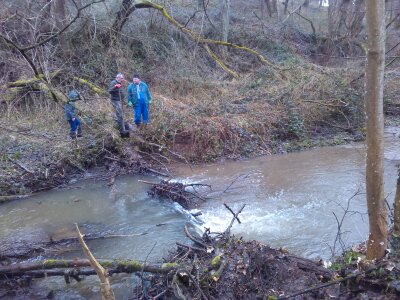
top-left (73, 77), bottom-right (107, 95)
top-left (161, 262), bottom-right (178, 269)
top-left (100, 260), bottom-right (114, 268)
top-left (43, 259), bottom-right (68, 268)
top-left (115, 260), bottom-right (142, 271)
top-left (211, 255), bottom-right (222, 268)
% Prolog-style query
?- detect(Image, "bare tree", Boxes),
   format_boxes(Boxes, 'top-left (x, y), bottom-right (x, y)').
top-left (364, 0), bottom-right (388, 260)
top-left (221, 0), bottom-right (230, 42)
top-left (54, 0), bottom-right (69, 51)
top-left (261, 0), bottom-right (273, 18)
top-left (284, 0), bottom-right (290, 14)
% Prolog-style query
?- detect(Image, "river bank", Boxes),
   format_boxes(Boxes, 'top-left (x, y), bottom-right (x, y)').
top-left (0, 120), bottom-right (364, 203)
top-left (1, 129), bottom-right (400, 298)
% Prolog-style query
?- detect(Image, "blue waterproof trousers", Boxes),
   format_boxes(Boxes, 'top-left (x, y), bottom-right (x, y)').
top-left (134, 99), bottom-right (149, 126)
top-left (68, 118), bottom-right (81, 137)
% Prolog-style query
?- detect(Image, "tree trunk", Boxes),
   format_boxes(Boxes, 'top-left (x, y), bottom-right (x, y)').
top-left (284, 0), bottom-right (290, 14)
top-left (393, 170), bottom-right (400, 235)
top-left (271, 0), bottom-right (278, 13)
top-left (349, 0), bottom-right (365, 38)
top-left (221, 0), bottom-right (231, 42)
top-left (54, 0), bottom-right (66, 31)
top-left (111, 0), bottom-right (135, 35)
top-left (365, 0), bottom-right (387, 260)
top-left (260, 0), bottom-right (265, 19)
top-left (392, 170), bottom-right (400, 256)
top-left (265, 0), bottom-right (273, 18)
top-left (40, 0), bottom-right (53, 35)
top-left (54, 0), bottom-right (69, 51)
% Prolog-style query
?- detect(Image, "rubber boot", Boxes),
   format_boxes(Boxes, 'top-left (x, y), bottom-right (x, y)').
top-left (77, 126), bottom-right (82, 138)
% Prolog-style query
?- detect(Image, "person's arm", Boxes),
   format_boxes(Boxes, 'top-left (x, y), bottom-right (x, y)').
top-left (145, 83), bottom-right (152, 104)
top-left (67, 104), bottom-right (76, 120)
top-left (108, 80), bottom-right (118, 93)
top-left (127, 84), bottom-right (133, 106)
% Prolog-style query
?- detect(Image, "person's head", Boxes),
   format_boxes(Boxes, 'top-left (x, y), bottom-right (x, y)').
top-left (132, 74), bottom-right (141, 85)
top-left (116, 73), bottom-right (125, 83)
top-left (68, 90), bottom-right (81, 102)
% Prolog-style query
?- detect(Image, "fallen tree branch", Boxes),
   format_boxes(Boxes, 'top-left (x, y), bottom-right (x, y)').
top-left (176, 242), bottom-right (207, 253)
top-left (0, 258), bottom-right (176, 276)
top-left (184, 225), bottom-right (208, 248)
top-left (6, 156), bottom-right (34, 174)
top-left (131, 0), bottom-right (282, 77)
top-left (77, 223), bottom-right (115, 300)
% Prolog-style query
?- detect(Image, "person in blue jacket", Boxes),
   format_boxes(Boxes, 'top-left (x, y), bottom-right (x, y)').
top-left (127, 74), bottom-right (152, 128)
top-left (64, 90), bottom-right (82, 139)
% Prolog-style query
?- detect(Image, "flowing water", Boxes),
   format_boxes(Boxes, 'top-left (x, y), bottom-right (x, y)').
top-left (1, 127), bottom-right (400, 299)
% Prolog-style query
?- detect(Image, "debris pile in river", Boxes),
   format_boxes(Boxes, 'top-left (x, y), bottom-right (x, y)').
top-left (146, 179), bottom-right (210, 209)
top-left (130, 205), bottom-right (400, 300)
top-left (2, 204), bottom-right (400, 299)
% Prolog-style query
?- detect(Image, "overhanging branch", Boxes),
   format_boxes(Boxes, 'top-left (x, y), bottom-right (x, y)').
top-left (131, 0), bottom-right (281, 77)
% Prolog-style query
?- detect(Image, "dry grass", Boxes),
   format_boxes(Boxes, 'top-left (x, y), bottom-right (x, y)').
top-left (140, 56), bottom-right (364, 161)
top-left (0, 93), bottom-right (121, 195)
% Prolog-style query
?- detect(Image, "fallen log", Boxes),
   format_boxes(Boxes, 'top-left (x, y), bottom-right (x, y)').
top-left (0, 259), bottom-right (177, 277)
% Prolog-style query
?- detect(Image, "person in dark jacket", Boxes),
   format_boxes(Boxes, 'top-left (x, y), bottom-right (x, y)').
top-left (64, 90), bottom-right (82, 139)
top-left (127, 74), bottom-right (152, 128)
top-left (108, 73), bottom-right (125, 131)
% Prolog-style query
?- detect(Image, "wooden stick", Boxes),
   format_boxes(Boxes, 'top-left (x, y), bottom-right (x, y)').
top-left (76, 224), bottom-right (115, 300)
top-left (176, 242), bottom-right (207, 253)
top-left (224, 204), bottom-right (246, 235)
top-left (224, 203), bottom-right (242, 224)
top-left (7, 156), bottom-right (34, 174)
top-left (184, 225), bottom-right (207, 248)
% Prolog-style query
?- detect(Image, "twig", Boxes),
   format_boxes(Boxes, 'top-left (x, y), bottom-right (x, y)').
top-left (7, 156), bottom-right (34, 174)
top-left (187, 272), bottom-right (209, 300)
top-left (330, 189), bottom-right (363, 259)
top-left (224, 203), bottom-right (242, 224)
top-left (184, 225), bottom-right (207, 248)
top-left (176, 242), bottom-right (206, 253)
top-left (140, 242), bottom-right (157, 293)
top-left (153, 289), bottom-right (168, 299)
top-left (142, 167), bottom-right (170, 177)
top-left (293, 12), bottom-right (316, 37)
top-left (224, 204), bottom-right (246, 235)
top-left (223, 173), bottom-right (250, 193)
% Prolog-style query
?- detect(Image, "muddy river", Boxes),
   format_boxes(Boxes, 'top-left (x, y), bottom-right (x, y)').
top-left (1, 127), bottom-right (400, 299)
